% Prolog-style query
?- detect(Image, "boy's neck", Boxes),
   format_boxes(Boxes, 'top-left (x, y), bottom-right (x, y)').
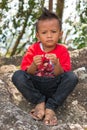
top-left (40, 43), bottom-right (56, 52)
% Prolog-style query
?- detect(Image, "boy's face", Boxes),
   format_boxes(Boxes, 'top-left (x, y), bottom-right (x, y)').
top-left (36, 19), bottom-right (62, 51)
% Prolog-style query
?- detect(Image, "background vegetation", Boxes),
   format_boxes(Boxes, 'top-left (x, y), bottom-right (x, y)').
top-left (0, 0), bottom-right (87, 57)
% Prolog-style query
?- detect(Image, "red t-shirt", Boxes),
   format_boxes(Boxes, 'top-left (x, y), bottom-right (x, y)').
top-left (21, 42), bottom-right (71, 75)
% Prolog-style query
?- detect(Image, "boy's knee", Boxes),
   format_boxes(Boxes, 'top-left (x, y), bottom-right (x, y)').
top-left (65, 71), bottom-right (78, 84)
top-left (12, 70), bottom-right (24, 84)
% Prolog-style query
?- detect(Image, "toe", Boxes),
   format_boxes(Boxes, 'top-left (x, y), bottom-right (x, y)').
top-left (44, 109), bottom-right (58, 126)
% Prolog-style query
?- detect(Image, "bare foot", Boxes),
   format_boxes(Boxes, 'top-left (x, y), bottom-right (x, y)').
top-left (44, 108), bottom-right (58, 126)
top-left (30, 102), bottom-right (45, 120)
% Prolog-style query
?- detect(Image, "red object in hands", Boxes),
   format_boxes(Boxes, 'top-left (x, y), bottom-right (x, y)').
top-left (36, 55), bottom-right (54, 77)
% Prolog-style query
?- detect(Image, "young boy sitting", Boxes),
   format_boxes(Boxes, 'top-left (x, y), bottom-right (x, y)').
top-left (12, 8), bottom-right (78, 126)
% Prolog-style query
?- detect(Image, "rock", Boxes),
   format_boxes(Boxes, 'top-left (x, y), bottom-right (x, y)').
top-left (70, 47), bottom-right (87, 70)
top-left (0, 47), bottom-right (87, 129)
top-left (0, 65), bottom-right (17, 73)
top-left (69, 124), bottom-right (84, 130)
top-left (0, 56), bottom-right (22, 67)
top-left (72, 100), bottom-right (78, 105)
top-left (74, 67), bottom-right (87, 80)
top-left (0, 65), bottom-right (87, 130)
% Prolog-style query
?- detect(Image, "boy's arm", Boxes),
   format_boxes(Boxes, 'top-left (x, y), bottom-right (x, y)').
top-left (45, 52), bottom-right (70, 76)
top-left (54, 59), bottom-right (64, 76)
top-left (26, 55), bottom-right (42, 75)
top-left (26, 62), bottom-right (37, 75)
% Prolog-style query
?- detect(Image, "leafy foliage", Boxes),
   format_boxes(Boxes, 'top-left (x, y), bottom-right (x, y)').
top-left (65, 0), bottom-right (87, 49)
top-left (0, 0), bottom-right (44, 56)
top-left (0, 0), bottom-right (86, 57)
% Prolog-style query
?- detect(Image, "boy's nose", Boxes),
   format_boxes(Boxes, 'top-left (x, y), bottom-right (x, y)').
top-left (47, 32), bottom-right (52, 37)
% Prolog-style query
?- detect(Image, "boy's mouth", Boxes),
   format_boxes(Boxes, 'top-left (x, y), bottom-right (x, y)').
top-left (46, 40), bottom-right (53, 43)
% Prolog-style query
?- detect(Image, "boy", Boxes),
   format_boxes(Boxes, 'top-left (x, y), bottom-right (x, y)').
top-left (12, 8), bottom-right (78, 126)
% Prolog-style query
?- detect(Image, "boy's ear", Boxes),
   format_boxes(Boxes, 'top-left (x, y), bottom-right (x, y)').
top-left (36, 33), bottom-right (40, 41)
top-left (59, 31), bottom-right (63, 39)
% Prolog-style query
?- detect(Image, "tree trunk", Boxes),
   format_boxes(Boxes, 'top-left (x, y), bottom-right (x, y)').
top-left (56, 0), bottom-right (64, 20)
top-left (10, 19), bottom-right (28, 56)
top-left (10, 8), bottom-right (32, 57)
top-left (49, 0), bottom-right (53, 11)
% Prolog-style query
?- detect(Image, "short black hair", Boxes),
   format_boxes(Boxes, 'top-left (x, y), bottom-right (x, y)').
top-left (36, 8), bottom-right (62, 32)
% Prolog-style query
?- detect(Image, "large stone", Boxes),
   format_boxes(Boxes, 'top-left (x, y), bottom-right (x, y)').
top-left (0, 47), bottom-right (87, 129)
top-left (0, 65), bottom-right (87, 130)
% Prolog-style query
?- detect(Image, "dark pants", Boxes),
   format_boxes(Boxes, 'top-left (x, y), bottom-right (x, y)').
top-left (12, 70), bottom-right (78, 111)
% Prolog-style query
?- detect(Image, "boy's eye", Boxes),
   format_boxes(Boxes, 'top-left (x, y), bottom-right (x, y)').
top-left (42, 31), bottom-right (46, 34)
top-left (52, 30), bottom-right (57, 33)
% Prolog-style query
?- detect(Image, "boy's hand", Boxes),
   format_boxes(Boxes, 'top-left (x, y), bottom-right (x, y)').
top-left (45, 54), bottom-right (59, 65)
top-left (45, 53), bottom-right (64, 76)
top-left (33, 55), bottom-right (42, 66)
